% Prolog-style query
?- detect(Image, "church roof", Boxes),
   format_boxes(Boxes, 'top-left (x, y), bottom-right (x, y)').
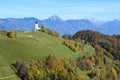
top-left (36, 21), bottom-right (38, 24)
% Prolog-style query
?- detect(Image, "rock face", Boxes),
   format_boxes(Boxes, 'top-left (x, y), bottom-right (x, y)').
top-left (0, 15), bottom-right (120, 35)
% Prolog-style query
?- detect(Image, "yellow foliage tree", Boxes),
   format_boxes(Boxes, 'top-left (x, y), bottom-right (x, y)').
top-left (111, 67), bottom-right (118, 80)
top-left (7, 30), bottom-right (16, 38)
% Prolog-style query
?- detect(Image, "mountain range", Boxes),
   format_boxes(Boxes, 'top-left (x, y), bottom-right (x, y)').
top-left (0, 15), bottom-right (120, 35)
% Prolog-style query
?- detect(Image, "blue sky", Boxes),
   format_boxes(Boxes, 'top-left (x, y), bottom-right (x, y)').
top-left (0, 0), bottom-right (120, 20)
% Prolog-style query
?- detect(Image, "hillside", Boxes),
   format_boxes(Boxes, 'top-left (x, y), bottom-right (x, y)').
top-left (0, 30), bottom-right (119, 80)
top-left (10, 30), bottom-right (120, 80)
top-left (72, 30), bottom-right (120, 79)
top-left (0, 30), bottom-right (96, 80)
top-left (73, 30), bottom-right (120, 59)
top-left (0, 31), bottom-right (78, 67)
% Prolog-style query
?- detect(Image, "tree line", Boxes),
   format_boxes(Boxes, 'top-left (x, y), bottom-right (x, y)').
top-left (14, 53), bottom-right (119, 80)
top-left (72, 30), bottom-right (120, 60)
top-left (13, 54), bottom-right (88, 80)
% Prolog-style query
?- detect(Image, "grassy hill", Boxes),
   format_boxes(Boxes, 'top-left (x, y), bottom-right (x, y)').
top-left (0, 31), bottom-right (78, 66)
top-left (0, 31), bottom-right (96, 80)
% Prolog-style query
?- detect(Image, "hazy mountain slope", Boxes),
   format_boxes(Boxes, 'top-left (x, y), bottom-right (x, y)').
top-left (99, 19), bottom-right (120, 34)
top-left (0, 17), bottom-right (41, 31)
top-left (0, 15), bottom-right (120, 35)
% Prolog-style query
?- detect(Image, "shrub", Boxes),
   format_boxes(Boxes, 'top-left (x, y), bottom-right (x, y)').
top-left (63, 40), bottom-right (82, 52)
top-left (7, 30), bottom-right (16, 38)
top-left (14, 54), bottom-right (86, 80)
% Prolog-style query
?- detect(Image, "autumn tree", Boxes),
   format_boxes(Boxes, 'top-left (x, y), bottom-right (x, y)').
top-left (41, 24), bottom-right (46, 32)
top-left (7, 30), bottom-right (16, 38)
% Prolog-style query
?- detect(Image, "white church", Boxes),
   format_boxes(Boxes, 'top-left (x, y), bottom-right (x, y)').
top-left (35, 21), bottom-right (41, 31)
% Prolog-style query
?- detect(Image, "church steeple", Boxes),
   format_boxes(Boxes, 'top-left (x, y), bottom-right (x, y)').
top-left (36, 21), bottom-right (38, 24)
top-left (35, 21), bottom-right (40, 31)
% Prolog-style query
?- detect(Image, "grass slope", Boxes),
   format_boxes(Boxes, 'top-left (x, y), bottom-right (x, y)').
top-left (0, 31), bottom-right (80, 80)
top-left (0, 31), bottom-right (78, 67)
top-left (0, 66), bottom-right (20, 80)
top-left (0, 31), bottom-right (95, 79)
top-left (80, 44), bottom-right (96, 57)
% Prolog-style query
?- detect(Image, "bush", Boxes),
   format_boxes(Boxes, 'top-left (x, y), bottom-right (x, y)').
top-left (40, 25), bottom-right (60, 38)
top-left (62, 34), bottom-right (72, 40)
top-left (14, 54), bottom-right (86, 80)
top-left (7, 30), bottom-right (16, 38)
top-left (63, 40), bottom-right (82, 52)
top-left (0, 30), bottom-right (7, 35)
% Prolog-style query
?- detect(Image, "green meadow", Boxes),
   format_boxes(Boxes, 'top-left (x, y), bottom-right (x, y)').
top-left (0, 31), bottom-right (95, 79)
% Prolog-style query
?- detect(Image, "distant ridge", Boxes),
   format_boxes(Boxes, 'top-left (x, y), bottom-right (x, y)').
top-left (0, 15), bottom-right (120, 35)
top-left (47, 15), bottom-right (64, 21)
